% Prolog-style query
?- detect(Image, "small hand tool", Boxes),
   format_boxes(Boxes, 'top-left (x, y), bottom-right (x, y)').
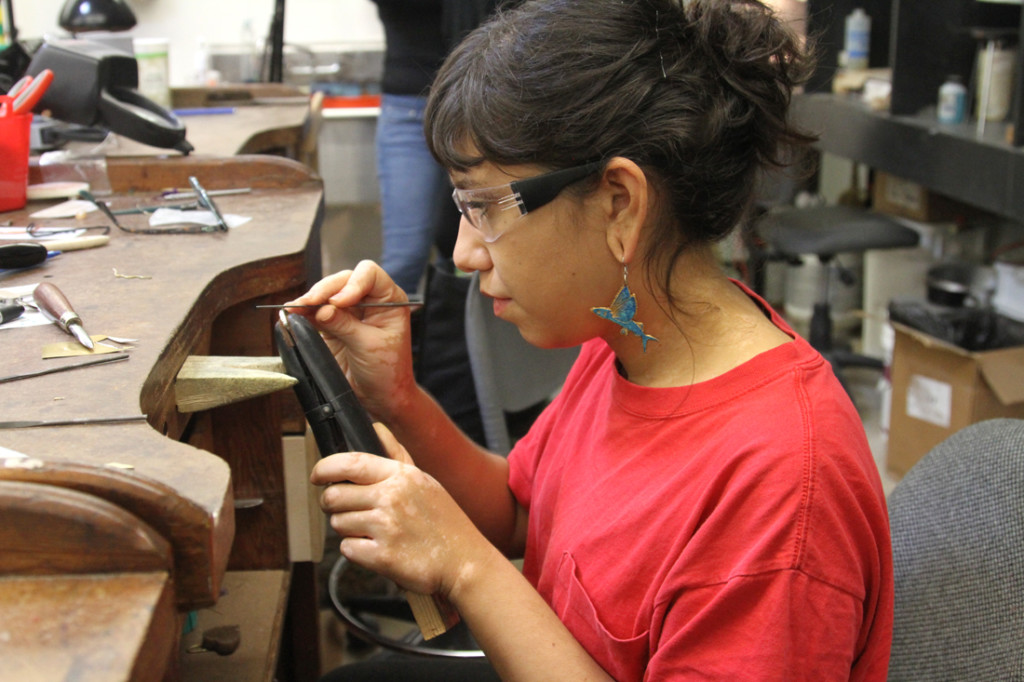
top-left (188, 176), bottom-right (229, 232)
top-left (0, 299), bottom-right (24, 324)
top-left (162, 187), bottom-right (251, 201)
top-left (11, 69), bottom-right (53, 116)
top-left (6, 75), bottom-right (33, 100)
top-left (79, 188), bottom-right (221, 235)
top-left (0, 353), bottom-right (128, 384)
top-left (0, 243), bottom-right (48, 269)
top-left (38, 235), bottom-right (110, 252)
top-left (33, 282), bottom-right (95, 350)
top-left (274, 312), bottom-right (459, 638)
top-left (0, 74), bottom-right (30, 118)
top-left (0, 415), bottom-right (148, 429)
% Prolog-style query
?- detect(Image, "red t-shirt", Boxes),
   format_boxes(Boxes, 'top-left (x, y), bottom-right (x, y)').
top-left (508, 287), bottom-right (893, 681)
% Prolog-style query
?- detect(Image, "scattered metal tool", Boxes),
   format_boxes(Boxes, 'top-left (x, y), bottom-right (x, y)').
top-left (0, 353), bottom-right (128, 384)
top-left (0, 415), bottom-right (148, 429)
top-left (162, 187), bottom-right (251, 201)
top-left (112, 202), bottom-right (199, 215)
top-left (33, 282), bottom-right (95, 350)
top-left (80, 178), bottom-right (229, 234)
top-left (27, 225), bottom-right (111, 238)
top-left (0, 299), bottom-right (24, 324)
top-left (188, 176), bottom-right (229, 232)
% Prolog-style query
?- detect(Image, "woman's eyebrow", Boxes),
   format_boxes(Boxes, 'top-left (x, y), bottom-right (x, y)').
top-left (451, 173), bottom-right (502, 190)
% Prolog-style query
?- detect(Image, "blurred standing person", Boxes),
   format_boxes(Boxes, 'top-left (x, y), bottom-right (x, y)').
top-left (372, 0), bottom-right (450, 293)
top-left (372, 0), bottom-right (514, 293)
top-left (372, 1), bottom-right (521, 446)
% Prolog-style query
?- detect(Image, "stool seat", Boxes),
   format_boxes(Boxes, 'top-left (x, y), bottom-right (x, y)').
top-left (759, 205), bottom-right (920, 256)
top-left (753, 203), bottom-right (922, 394)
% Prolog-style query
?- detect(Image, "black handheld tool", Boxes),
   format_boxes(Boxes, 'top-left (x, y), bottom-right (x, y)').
top-left (274, 312), bottom-right (384, 458)
top-left (0, 243), bottom-right (48, 270)
top-left (273, 312), bottom-right (460, 641)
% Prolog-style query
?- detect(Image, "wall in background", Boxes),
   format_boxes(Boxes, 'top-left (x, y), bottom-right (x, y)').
top-left (12, 0), bottom-right (384, 86)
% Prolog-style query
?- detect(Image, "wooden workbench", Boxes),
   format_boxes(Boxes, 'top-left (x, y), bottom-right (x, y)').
top-left (0, 154), bottom-right (324, 681)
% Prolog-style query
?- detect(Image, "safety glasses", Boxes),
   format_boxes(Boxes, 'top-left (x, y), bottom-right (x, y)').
top-left (451, 160), bottom-right (605, 243)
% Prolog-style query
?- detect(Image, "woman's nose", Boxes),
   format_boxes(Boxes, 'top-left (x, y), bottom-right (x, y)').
top-left (452, 216), bottom-right (492, 275)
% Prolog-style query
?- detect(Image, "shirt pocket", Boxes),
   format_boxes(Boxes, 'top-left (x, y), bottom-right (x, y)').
top-left (553, 552), bottom-right (650, 681)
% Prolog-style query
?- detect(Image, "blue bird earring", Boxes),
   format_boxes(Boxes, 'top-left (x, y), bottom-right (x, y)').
top-left (591, 263), bottom-right (659, 352)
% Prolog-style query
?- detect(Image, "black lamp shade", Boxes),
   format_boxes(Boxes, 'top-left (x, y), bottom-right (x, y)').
top-left (59, 0), bottom-right (137, 33)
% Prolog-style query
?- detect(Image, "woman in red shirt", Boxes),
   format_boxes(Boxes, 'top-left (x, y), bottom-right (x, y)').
top-left (298, 1), bottom-right (894, 679)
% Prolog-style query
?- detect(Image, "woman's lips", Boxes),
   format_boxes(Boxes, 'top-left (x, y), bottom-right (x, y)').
top-left (483, 291), bottom-right (511, 317)
top-left (491, 297), bottom-right (510, 317)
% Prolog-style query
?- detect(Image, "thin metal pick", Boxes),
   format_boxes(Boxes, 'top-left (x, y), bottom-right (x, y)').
top-left (255, 300), bottom-right (423, 309)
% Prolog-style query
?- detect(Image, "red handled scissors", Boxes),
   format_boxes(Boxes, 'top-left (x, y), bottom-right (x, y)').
top-left (0, 69), bottom-right (53, 117)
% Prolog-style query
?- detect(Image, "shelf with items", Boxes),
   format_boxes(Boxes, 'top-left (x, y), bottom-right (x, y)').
top-left (807, 0), bottom-right (1023, 142)
top-left (889, 0), bottom-right (1022, 142)
top-left (791, 92), bottom-right (1024, 222)
top-left (797, 0), bottom-right (1024, 221)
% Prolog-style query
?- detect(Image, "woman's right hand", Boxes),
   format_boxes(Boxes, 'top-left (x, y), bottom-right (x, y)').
top-left (285, 259), bottom-right (417, 420)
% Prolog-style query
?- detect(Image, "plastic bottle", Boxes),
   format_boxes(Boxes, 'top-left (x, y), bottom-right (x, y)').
top-left (240, 19), bottom-right (259, 83)
top-left (844, 8), bottom-right (871, 70)
top-left (977, 40), bottom-right (1016, 122)
top-left (938, 75), bottom-right (967, 125)
top-left (194, 38), bottom-right (209, 86)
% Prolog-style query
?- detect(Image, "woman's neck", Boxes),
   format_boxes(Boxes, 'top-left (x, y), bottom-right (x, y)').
top-left (610, 255), bottom-right (791, 388)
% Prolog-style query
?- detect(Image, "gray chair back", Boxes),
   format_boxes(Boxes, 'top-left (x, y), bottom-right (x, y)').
top-left (464, 271), bottom-right (578, 454)
top-left (888, 418), bottom-right (1024, 680)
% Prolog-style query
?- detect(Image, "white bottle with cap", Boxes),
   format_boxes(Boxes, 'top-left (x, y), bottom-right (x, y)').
top-left (844, 8), bottom-right (871, 70)
top-left (938, 75), bottom-right (967, 125)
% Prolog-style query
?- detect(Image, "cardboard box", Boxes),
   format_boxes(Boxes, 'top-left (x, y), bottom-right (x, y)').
top-left (886, 323), bottom-right (1024, 477)
top-left (872, 172), bottom-right (970, 223)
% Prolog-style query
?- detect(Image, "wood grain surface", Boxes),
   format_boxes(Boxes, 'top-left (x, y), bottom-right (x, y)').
top-left (2, 154), bottom-right (323, 610)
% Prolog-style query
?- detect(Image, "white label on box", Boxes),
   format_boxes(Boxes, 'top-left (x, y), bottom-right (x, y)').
top-left (884, 176), bottom-right (924, 211)
top-left (906, 374), bottom-right (953, 428)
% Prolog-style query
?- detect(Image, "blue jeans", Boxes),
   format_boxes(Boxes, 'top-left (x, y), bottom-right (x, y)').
top-left (376, 93), bottom-right (458, 293)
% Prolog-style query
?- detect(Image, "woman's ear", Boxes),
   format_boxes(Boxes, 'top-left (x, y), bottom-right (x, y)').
top-left (598, 157), bottom-right (649, 263)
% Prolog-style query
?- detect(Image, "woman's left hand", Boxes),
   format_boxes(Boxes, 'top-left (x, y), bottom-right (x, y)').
top-left (311, 423), bottom-right (490, 598)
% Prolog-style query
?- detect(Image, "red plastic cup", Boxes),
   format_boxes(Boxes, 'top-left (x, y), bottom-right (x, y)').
top-left (0, 97), bottom-right (32, 212)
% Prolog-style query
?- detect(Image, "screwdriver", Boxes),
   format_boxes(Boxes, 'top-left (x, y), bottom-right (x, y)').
top-left (34, 282), bottom-right (95, 350)
top-left (0, 243), bottom-right (49, 270)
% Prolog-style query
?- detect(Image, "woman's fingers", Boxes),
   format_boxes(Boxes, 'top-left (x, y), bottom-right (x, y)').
top-left (286, 261), bottom-right (409, 312)
top-left (331, 260), bottom-right (406, 304)
top-left (310, 425), bottom-right (411, 486)
top-left (309, 428), bottom-right (476, 595)
top-left (311, 450), bottom-right (395, 487)
top-left (286, 268), bottom-right (354, 308)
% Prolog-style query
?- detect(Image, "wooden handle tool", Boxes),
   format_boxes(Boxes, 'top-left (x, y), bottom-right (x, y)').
top-left (34, 282), bottom-right (95, 350)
